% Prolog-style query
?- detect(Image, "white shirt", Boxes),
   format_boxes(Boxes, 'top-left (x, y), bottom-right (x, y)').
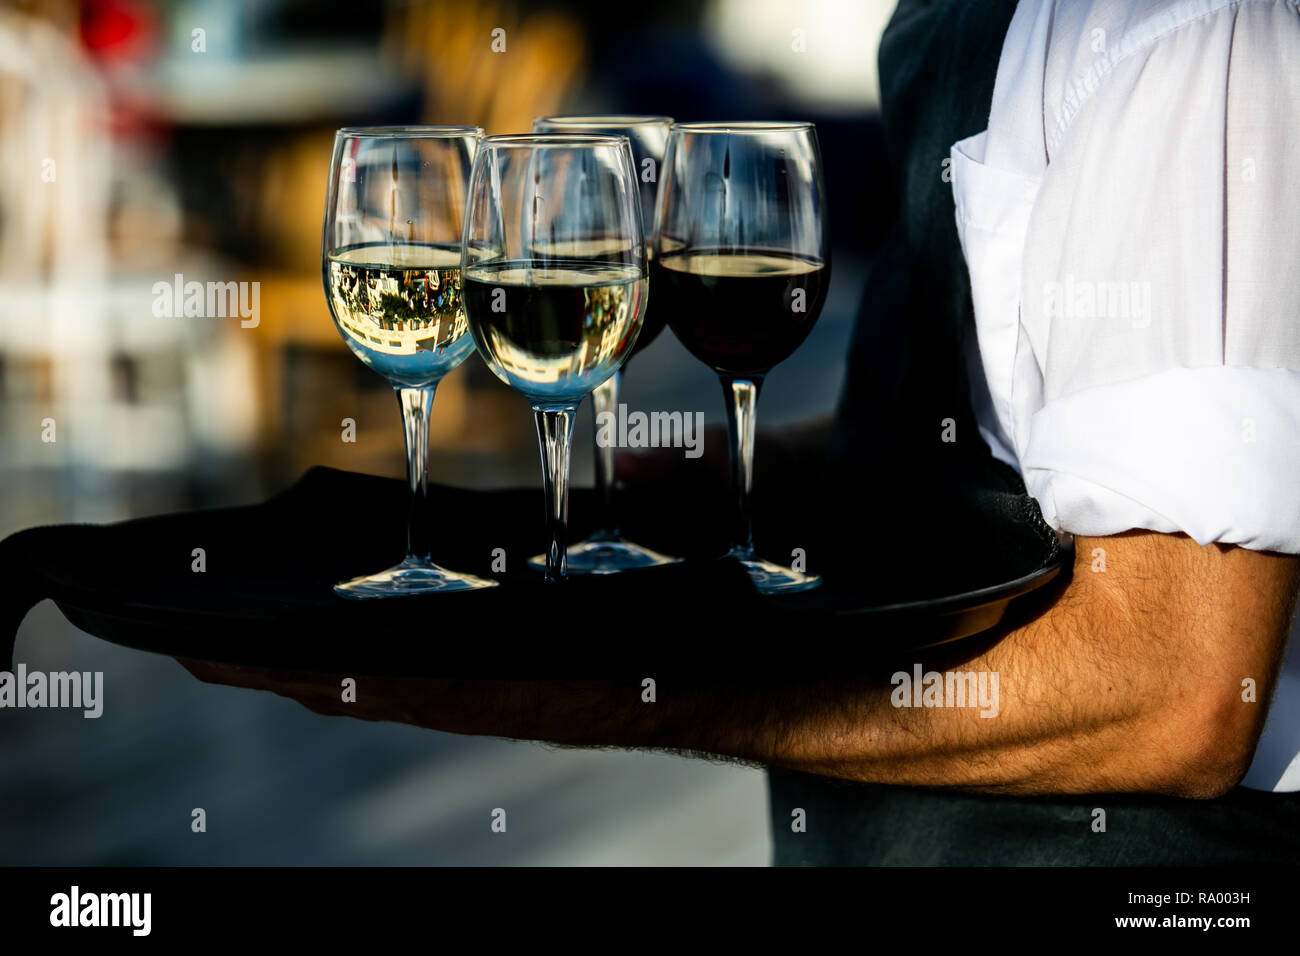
top-left (950, 0), bottom-right (1300, 790)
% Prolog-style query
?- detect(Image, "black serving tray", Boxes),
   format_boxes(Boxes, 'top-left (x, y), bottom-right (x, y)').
top-left (0, 467), bottom-right (1066, 677)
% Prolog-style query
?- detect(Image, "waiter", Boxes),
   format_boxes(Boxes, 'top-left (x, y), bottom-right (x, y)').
top-left (769, 0), bottom-right (1300, 864)
top-left (185, 0), bottom-right (1300, 864)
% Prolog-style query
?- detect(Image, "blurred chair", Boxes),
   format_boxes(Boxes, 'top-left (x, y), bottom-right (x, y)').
top-left (386, 0), bottom-right (585, 134)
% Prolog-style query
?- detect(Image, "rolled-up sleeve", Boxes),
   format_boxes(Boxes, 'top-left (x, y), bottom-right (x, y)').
top-left (1018, 0), bottom-right (1300, 553)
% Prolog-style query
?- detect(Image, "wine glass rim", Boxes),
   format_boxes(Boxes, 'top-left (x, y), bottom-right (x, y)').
top-left (673, 121), bottom-right (815, 133)
top-left (482, 133), bottom-right (630, 148)
top-left (335, 125), bottom-right (484, 138)
top-left (534, 114), bottom-right (674, 127)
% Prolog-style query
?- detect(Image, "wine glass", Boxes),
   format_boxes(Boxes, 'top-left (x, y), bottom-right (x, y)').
top-left (653, 122), bottom-right (830, 594)
top-left (461, 134), bottom-right (648, 582)
top-left (322, 126), bottom-right (497, 598)
top-left (528, 115), bottom-right (679, 574)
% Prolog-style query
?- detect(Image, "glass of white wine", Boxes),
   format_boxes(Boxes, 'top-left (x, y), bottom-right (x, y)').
top-left (461, 134), bottom-right (648, 582)
top-left (321, 126), bottom-right (497, 598)
top-left (527, 115), bottom-right (680, 574)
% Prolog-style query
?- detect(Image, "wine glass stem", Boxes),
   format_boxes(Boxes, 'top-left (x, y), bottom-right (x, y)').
top-left (721, 375), bottom-right (763, 560)
top-left (534, 405), bottom-right (578, 582)
top-left (591, 370), bottom-right (622, 538)
top-left (397, 385), bottom-right (436, 561)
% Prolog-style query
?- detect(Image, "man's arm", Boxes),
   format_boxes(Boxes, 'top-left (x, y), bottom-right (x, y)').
top-left (185, 530), bottom-right (1299, 799)
top-left (751, 531), bottom-right (1299, 798)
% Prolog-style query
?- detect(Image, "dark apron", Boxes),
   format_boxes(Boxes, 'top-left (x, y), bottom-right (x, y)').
top-left (776, 0), bottom-right (1300, 866)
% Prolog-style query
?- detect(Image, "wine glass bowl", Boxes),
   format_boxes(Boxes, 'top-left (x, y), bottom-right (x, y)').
top-left (462, 135), bottom-right (647, 406)
top-left (321, 126), bottom-right (498, 598)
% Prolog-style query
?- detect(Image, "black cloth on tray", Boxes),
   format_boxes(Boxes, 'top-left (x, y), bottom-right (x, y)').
top-left (0, 461), bottom-right (1059, 679)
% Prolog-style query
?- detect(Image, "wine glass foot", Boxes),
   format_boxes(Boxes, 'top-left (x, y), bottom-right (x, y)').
top-left (734, 554), bottom-right (822, 595)
top-left (334, 555), bottom-right (498, 599)
top-left (526, 534), bottom-right (682, 575)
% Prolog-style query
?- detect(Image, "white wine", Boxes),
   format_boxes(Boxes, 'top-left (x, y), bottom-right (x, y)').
top-left (325, 242), bottom-right (476, 386)
top-left (463, 259), bottom-right (647, 405)
top-left (523, 239), bottom-right (663, 358)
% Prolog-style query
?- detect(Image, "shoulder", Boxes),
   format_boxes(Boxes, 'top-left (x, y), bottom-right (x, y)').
top-left (1038, 0), bottom-right (1299, 153)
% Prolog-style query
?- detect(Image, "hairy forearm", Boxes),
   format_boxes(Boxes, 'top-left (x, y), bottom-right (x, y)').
top-left (408, 534), bottom-right (1298, 799)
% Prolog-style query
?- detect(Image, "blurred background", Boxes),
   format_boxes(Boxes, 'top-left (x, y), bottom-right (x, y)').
top-left (0, 0), bottom-right (895, 864)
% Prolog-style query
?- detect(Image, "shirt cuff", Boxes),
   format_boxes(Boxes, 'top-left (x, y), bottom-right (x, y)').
top-left (1020, 366), bottom-right (1300, 553)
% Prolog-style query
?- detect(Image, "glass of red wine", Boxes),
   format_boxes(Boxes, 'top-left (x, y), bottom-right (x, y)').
top-left (653, 122), bottom-right (830, 594)
top-left (527, 115), bottom-right (681, 574)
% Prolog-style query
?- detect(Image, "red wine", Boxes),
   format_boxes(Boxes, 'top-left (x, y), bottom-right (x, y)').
top-left (628, 248), bottom-right (665, 358)
top-left (654, 249), bottom-right (828, 374)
